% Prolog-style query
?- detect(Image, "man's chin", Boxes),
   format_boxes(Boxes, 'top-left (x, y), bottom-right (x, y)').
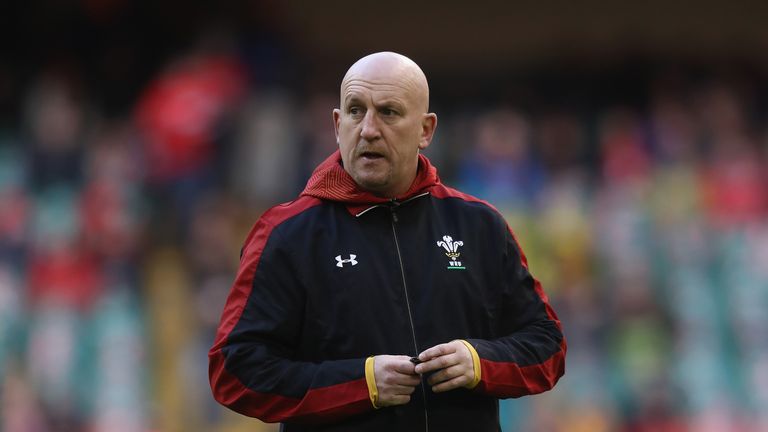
top-left (352, 174), bottom-right (390, 195)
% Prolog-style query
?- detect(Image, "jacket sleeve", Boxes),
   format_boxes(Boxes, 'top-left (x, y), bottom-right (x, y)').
top-left (208, 216), bottom-right (373, 424)
top-left (465, 224), bottom-right (566, 398)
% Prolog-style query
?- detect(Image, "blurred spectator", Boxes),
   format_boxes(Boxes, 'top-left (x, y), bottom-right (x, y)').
top-left (26, 185), bottom-right (103, 309)
top-left (299, 91), bottom-right (340, 183)
top-left (0, 143), bottom-right (29, 266)
top-left (135, 48), bottom-right (248, 225)
top-left (536, 110), bottom-right (589, 181)
top-left (229, 89), bottom-right (301, 206)
top-left (598, 107), bottom-right (651, 187)
top-left (136, 53), bottom-right (246, 184)
top-left (456, 108), bottom-right (545, 209)
top-left (23, 72), bottom-right (89, 190)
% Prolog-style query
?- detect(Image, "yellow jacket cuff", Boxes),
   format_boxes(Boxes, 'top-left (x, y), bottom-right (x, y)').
top-left (459, 340), bottom-right (482, 389)
top-left (364, 356), bottom-right (380, 408)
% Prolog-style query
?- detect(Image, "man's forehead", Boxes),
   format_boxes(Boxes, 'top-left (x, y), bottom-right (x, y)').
top-left (342, 63), bottom-right (421, 86)
top-left (341, 74), bottom-right (428, 110)
top-left (341, 80), bottom-right (418, 105)
top-left (342, 79), bottom-right (414, 100)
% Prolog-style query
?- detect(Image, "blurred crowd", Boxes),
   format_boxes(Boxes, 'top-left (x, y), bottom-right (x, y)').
top-left (2, 30), bottom-right (768, 432)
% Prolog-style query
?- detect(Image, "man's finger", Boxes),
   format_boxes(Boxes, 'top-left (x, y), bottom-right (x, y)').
top-left (431, 375), bottom-right (470, 393)
top-left (414, 352), bottom-right (458, 374)
top-left (391, 359), bottom-right (418, 375)
top-left (388, 395), bottom-right (411, 406)
top-left (390, 374), bottom-right (421, 387)
top-left (426, 363), bottom-right (466, 386)
top-left (418, 342), bottom-right (456, 362)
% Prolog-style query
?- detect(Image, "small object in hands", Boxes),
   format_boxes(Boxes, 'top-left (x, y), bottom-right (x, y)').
top-left (410, 356), bottom-right (422, 365)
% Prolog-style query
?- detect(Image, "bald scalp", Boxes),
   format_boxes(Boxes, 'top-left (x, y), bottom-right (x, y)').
top-left (340, 51), bottom-right (430, 112)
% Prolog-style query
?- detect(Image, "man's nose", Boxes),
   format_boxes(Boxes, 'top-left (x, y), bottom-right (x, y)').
top-left (360, 111), bottom-right (381, 141)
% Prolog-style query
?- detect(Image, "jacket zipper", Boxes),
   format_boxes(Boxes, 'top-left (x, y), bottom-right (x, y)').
top-left (388, 200), bottom-right (429, 432)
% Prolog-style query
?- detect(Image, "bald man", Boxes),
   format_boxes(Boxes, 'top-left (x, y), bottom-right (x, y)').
top-left (209, 52), bottom-right (566, 431)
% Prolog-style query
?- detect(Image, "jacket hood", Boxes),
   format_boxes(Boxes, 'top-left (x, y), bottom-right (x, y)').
top-left (301, 150), bottom-right (440, 209)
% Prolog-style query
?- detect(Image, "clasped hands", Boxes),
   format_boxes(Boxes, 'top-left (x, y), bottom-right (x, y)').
top-left (373, 340), bottom-right (475, 407)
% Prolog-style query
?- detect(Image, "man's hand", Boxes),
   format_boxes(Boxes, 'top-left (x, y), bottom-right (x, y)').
top-left (373, 355), bottom-right (421, 406)
top-left (414, 341), bottom-right (475, 393)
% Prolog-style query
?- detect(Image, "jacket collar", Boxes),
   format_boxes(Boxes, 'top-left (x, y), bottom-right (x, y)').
top-left (301, 150), bottom-right (440, 215)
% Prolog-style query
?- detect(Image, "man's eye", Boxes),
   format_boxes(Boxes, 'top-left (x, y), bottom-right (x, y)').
top-left (380, 108), bottom-right (396, 116)
top-left (349, 107), bottom-right (363, 116)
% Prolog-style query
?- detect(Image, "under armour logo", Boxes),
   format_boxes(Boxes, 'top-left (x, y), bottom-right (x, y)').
top-left (335, 254), bottom-right (358, 267)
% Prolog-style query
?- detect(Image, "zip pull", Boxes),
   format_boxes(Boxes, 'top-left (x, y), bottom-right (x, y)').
top-left (388, 199), bottom-right (400, 223)
top-left (390, 208), bottom-right (399, 223)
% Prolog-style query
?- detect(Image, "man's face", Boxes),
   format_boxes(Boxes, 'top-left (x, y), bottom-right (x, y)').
top-left (333, 65), bottom-right (436, 197)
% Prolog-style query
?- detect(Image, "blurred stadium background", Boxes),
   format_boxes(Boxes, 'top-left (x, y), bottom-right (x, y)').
top-left (2, 1), bottom-right (768, 431)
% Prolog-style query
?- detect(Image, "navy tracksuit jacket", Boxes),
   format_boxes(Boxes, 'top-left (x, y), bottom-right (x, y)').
top-left (209, 151), bottom-right (566, 431)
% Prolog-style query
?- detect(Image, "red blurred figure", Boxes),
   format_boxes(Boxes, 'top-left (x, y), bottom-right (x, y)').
top-left (599, 108), bottom-right (652, 186)
top-left (27, 247), bottom-right (103, 310)
top-left (700, 140), bottom-right (768, 227)
top-left (135, 53), bottom-right (247, 183)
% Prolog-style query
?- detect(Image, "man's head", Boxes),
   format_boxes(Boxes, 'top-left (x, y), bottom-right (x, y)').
top-left (333, 51), bottom-right (437, 198)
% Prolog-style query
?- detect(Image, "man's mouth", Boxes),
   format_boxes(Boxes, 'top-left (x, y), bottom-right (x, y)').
top-left (359, 151), bottom-right (385, 161)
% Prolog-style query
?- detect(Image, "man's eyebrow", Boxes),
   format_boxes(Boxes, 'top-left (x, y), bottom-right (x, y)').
top-left (380, 99), bottom-right (405, 107)
top-left (342, 94), bottom-right (363, 106)
top-left (376, 99), bottom-right (407, 112)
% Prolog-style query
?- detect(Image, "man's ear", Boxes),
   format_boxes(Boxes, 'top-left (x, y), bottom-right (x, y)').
top-left (333, 109), bottom-right (341, 145)
top-left (418, 113), bottom-right (438, 150)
